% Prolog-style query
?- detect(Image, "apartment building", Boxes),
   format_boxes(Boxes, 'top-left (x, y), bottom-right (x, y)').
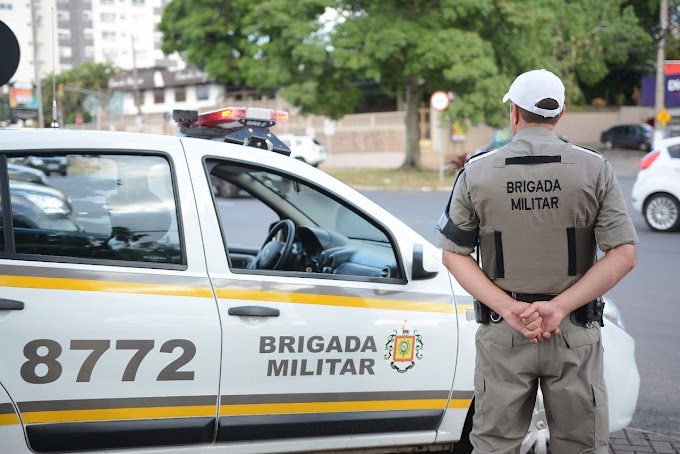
top-left (1, 0), bottom-right (183, 87)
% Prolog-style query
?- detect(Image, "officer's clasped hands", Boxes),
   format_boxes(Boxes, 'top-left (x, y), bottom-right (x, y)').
top-left (501, 301), bottom-right (549, 344)
top-left (519, 301), bottom-right (564, 342)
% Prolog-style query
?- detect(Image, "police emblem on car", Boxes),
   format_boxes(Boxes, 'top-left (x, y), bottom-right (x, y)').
top-left (384, 321), bottom-right (423, 373)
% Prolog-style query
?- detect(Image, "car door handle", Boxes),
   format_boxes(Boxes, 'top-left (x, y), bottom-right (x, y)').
top-left (0, 299), bottom-right (24, 310)
top-left (228, 306), bottom-right (279, 317)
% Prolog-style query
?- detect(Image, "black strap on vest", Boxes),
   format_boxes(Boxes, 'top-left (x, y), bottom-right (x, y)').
top-left (505, 155), bottom-right (561, 165)
top-left (567, 227), bottom-right (577, 276)
top-left (566, 226), bottom-right (597, 276)
top-left (494, 231), bottom-right (505, 279)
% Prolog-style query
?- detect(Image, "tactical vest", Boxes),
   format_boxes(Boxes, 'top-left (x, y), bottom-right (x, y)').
top-left (461, 129), bottom-right (605, 294)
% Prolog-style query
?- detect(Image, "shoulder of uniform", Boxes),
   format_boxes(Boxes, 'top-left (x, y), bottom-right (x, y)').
top-left (570, 143), bottom-right (605, 160)
top-left (466, 147), bottom-right (502, 166)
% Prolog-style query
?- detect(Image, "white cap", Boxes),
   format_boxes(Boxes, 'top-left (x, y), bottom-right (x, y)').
top-left (502, 69), bottom-right (565, 118)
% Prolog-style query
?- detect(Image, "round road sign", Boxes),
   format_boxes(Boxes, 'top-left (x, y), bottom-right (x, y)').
top-left (430, 91), bottom-right (449, 111)
top-left (0, 21), bottom-right (20, 87)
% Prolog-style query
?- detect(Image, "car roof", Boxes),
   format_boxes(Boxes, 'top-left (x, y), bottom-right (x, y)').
top-left (0, 128), bottom-right (182, 151)
top-left (655, 135), bottom-right (680, 148)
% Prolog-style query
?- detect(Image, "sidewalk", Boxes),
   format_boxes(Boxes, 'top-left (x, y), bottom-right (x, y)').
top-left (322, 147), bottom-right (643, 179)
top-left (610, 428), bottom-right (680, 453)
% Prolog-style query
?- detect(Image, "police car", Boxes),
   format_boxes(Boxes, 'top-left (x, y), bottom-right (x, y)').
top-left (0, 107), bottom-right (639, 454)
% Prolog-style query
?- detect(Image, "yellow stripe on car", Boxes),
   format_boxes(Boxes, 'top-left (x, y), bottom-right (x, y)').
top-left (21, 405), bottom-right (217, 424)
top-left (219, 399), bottom-right (450, 416)
top-left (0, 275), bottom-right (213, 298)
top-left (216, 288), bottom-right (456, 313)
top-left (0, 414), bottom-right (20, 426)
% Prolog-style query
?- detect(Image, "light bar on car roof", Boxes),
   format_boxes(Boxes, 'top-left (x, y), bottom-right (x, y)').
top-left (196, 107), bottom-right (289, 128)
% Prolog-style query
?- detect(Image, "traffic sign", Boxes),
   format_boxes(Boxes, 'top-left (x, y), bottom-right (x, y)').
top-left (0, 21), bottom-right (20, 87)
top-left (657, 108), bottom-right (671, 126)
top-left (430, 91), bottom-right (450, 111)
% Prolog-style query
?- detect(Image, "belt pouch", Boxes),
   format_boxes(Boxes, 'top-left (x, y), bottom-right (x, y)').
top-left (570, 298), bottom-right (605, 327)
top-left (474, 299), bottom-right (491, 324)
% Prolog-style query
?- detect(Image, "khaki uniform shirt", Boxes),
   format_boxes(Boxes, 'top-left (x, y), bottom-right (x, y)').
top-left (437, 127), bottom-right (638, 294)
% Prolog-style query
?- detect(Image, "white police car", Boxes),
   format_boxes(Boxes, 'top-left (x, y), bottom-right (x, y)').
top-left (0, 107), bottom-right (639, 454)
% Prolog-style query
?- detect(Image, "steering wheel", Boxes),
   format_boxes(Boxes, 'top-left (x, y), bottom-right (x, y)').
top-left (248, 219), bottom-right (296, 270)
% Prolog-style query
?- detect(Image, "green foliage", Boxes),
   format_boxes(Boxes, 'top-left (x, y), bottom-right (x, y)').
top-left (40, 61), bottom-right (118, 127)
top-left (159, 0), bottom-right (654, 162)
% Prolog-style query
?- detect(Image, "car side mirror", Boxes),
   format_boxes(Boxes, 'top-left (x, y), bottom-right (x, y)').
top-left (412, 244), bottom-right (438, 280)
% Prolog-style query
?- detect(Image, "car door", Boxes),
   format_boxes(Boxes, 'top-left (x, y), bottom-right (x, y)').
top-left (0, 141), bottom-right (221, 453)
top-left (185, 139), bottom-right (463, 453)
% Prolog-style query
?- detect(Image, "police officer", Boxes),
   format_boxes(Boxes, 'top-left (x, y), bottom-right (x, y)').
top-left (436, 69), bottom-right (637, 454)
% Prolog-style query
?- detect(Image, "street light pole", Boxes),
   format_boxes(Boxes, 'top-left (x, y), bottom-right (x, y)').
top-left (654, 0), bottom-right (669, 141)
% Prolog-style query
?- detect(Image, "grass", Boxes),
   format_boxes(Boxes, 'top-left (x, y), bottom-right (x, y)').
top-left (322, 167), bottom-right (456, 190)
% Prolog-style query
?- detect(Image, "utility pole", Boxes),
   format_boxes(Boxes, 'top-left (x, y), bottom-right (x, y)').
top-left (655, 0), bottom-right (669, 141)
top-left (131, 35), bottom-right (143, 132)
top-left (30, 0), bottom-right (44, 127)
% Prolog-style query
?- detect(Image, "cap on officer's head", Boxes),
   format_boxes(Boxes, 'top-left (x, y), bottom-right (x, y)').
top-left (502, 69), bottom-right (565, 118)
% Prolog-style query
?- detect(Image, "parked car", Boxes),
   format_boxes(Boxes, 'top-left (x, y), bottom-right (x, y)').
top-left (9, 180), bottom-right (79, 232)
top-left (12, 155), bottom-right (69, 176)
top-left (632, 137), bottom-right (680, 232)
top-left (8, 163), bottom-right (49, 185)
top-left (600, 123), bottom-right (653, 151)
top-left (278, 134), bottom-right (327, 167)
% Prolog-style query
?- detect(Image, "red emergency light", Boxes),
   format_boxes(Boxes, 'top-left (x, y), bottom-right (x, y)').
top-left (195, 107), bottom-right (289, 128)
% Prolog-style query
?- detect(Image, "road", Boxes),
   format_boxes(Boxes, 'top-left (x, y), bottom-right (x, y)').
top-left (362, 176), bottom-right (680, 438)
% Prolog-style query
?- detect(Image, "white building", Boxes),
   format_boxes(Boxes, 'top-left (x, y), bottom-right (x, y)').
top-left (1, 0), bottom-right (184, 89)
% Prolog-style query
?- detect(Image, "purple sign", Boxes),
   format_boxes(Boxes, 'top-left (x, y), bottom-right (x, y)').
top-left (640, 75), bottom-right (680, 108)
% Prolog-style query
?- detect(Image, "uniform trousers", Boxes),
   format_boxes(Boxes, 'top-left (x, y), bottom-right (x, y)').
top-left (470, 317), bottom-right (608, 454)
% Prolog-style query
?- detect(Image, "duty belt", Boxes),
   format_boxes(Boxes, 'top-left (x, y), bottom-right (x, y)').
top-left (478, 291), bottom-right (604, 328)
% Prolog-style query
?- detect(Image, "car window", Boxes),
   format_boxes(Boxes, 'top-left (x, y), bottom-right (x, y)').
top-left (668, 144), bottom-right (680, 159)
top-left (3, 154), bottom-right (183, 266)
top-left (208, 160), bottom-right (403, 280)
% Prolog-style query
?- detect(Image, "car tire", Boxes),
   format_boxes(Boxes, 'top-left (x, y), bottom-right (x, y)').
top-left (60, 169), bottom-right (67, 176)
top-left (603, 140), bottom-right (613, 150)
top-left (643, 193), bottom-right (680, 232)
top-left (639, 142), bottom-right (649, 152)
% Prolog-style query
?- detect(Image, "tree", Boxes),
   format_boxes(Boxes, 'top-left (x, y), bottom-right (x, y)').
top-left (160, 0), bottom-right (652, 168)
top-left (40, 61), bottom-right (117, 127)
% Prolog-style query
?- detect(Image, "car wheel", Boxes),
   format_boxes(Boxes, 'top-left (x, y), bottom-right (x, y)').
top-left (603, 140), bottom-right (613, 150)
top-left (639, 142), bottom-right (649, 152)
top-left (643, 194), bottom-right (680, 232)
top-left (60, 169), bottom-right (67, 176)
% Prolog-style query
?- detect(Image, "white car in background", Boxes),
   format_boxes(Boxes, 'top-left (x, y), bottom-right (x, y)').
top-left (278, 134), bottom-right (326, 167)
top-left (632, 137), bottom-right (680, 232)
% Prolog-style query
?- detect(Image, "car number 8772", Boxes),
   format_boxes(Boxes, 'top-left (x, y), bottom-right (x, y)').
top-left (20, 339), bottom-right (197, 384)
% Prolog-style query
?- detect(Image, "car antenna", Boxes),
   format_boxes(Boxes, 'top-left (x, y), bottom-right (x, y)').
top-left (50, 7), bottom-right (59, 128)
